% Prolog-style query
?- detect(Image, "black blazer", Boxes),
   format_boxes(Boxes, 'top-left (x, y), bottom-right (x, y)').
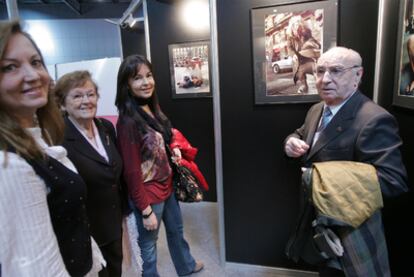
top-left (63, 116), bottom-right (126, 245)
top-left (288, 91), bottom-right (408, 198)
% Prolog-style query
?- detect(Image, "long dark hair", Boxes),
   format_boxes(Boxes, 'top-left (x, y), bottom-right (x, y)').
top-left (115, 54), bottom-right (172, 143)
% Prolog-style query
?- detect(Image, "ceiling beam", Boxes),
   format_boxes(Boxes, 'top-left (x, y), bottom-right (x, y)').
top-left (62, 0), bottom-right (81, 15)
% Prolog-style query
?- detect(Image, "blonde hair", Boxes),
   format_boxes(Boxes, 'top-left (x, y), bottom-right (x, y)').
top-left (0, 20), bottom-right (64, 161)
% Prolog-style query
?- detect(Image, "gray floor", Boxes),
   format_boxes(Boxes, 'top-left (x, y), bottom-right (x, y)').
top-left (156, 202), bottom-right (316, 277)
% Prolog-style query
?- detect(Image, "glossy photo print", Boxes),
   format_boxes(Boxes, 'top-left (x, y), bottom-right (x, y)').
top-left (394, 0), bottom-right (414, 109)
top-left (168, 41), bottom-right (211, 98)
top-left (251, 0), bottom-right (338, 104)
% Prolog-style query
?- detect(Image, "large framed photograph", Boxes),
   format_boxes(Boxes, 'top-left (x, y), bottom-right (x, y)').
top-left (168, 41), bottom-right (211, 98)
top-left (393, 0), bottom-right (414, 109)
top-left (251, 0), bottom-right (338, 104)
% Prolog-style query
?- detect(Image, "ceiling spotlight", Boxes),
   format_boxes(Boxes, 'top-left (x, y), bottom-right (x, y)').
top-left (125, 14), bottom-right (137, 28)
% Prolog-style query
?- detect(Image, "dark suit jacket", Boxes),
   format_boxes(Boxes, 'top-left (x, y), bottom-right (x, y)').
top-left (288, 91), bottom-right (408, 198)
top-left (286, 91), bottom-right (408, 275)
top-left (63, 116), bottom-right (126, 246)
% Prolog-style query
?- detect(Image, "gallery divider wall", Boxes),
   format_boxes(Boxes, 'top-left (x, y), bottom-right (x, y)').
top-left (214, 0), bottom-right (413, 274)
top-left (145, 0), bottom-right (217, 202)
top-left (374, 1), bottom-right (414, 275)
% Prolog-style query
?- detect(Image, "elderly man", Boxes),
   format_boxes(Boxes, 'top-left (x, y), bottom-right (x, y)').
top-left (284, 47), bottom-right (408, 276)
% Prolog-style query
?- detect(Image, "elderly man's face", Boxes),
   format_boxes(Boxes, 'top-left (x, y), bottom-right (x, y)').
top-left (315, 50), bottom-right (362, 106)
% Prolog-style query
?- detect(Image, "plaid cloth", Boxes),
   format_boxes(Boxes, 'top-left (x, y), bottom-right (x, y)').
top-left (337, 210), bottom-right (390, 277)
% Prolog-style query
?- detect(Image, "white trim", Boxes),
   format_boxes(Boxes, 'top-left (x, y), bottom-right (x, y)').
top-left (226, 262), bottom-right (318, 276)
top-left (6, 0), bottom-right (19, 19)
top-left (373, 0), bottom-right (386, 104)
top-left (209, 0), bottom-right (226, 267)
top-left (143, 0), bottom-right (151, 62)
top-left (117, 25), bottom-right (124, 60)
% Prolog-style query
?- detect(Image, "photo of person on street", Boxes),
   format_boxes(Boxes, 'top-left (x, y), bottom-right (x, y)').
top-left (169, 42), bottom-right (210, 96)
top-left (265, 9), bottom-right (323, 96)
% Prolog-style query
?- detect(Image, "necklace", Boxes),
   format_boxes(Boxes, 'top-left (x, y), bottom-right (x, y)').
top-left (86, 130), bottom-right (95, 140)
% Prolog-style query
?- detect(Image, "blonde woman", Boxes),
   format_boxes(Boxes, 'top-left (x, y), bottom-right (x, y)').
top-left (0, 20), bottom-right (104, 276)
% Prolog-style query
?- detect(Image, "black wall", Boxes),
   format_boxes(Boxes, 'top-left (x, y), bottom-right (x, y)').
top-left (218, 0), bottom-right (414, 274)
top-left (121, 24), bottom-right (147, 58)
top-left (376, 1), bottom-right (414, 276)
top-left (145, 0), bottom-right (217, 202)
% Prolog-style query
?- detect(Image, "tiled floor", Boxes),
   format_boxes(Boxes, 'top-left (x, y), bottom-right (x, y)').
top-left (156, 202), bottom-right (316, 277)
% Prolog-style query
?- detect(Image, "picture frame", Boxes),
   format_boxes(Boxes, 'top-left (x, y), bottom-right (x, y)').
top-left (251, 0), bottom-right (338, 104)
top-left (393, 0), bottom-right (414, 109)
top-left (168, 41), bottom-right (211, 99)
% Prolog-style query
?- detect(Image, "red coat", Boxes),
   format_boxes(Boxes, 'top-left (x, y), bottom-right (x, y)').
top-left (170, 128), bottom-right (209, 191)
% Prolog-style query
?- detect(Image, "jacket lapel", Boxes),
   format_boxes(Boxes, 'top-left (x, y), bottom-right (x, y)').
top-left (304, 102), bottom-right (324, 147)
top-left (305, 91), bottom-right (363, 162)
top-left (64, 117), bottom-right (109, 165)
top-left (94, 118), bottom-right (114, 164)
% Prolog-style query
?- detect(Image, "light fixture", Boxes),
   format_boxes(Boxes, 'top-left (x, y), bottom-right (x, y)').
top-left (122, 14), bottom-right (137, 28)
top-left (181, 0), bottom-right (209, 31)
top-left (104, 0), bottom-right (142, 28)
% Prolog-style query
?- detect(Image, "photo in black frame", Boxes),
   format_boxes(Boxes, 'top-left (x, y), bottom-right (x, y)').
top-left (251, 0), bottom-right (338, 104)
top-left (168, 41), bottom-right (211, 99)
top-left (393, 0), bottom-right (414, 110)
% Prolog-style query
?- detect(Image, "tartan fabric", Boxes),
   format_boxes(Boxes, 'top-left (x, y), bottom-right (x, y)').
top-left (338, 210), bottom-right (390, 277)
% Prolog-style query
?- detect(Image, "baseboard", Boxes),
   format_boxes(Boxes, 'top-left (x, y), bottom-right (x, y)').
top-left (225, 262), bottom-right (318, 276)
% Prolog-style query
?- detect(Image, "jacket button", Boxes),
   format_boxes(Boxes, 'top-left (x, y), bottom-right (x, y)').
top-left (69, 180), bottom-right (74, 184)
top-left (49, 165), bottom-right (53, 170)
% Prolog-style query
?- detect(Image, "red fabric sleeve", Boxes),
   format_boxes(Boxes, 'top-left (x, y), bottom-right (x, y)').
top-left (179, 159), bottom-right (209, 191)
top-left (170, 128), bottom-right (198, 161)
top-left (116, 120), bottom-right (150, 211)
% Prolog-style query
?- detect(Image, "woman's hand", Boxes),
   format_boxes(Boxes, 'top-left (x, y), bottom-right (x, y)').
top-left (142, 205), bottom-right (158, 231)
top-left (143, 213), bottom-right (158, 231)
top-left (172, 147), bottom-right (182, 163)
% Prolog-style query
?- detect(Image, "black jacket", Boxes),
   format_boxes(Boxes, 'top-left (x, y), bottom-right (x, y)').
top-left (63, 116), bottom-right (128, 245)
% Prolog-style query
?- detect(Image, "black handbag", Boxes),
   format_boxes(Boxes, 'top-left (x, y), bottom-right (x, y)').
top-left (172, 162), bottom-right (203, 202)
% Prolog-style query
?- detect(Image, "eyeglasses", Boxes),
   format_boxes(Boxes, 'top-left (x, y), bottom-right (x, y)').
top-left (68, 92), bottom-right (98, 103)
top-left (315, 65), bottom-right (360, 78)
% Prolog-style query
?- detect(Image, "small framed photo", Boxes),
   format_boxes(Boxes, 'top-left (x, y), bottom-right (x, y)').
top-left (168, 41), bottom-right (211, 98)
top-left (251, 0), bottom-right (338, 104)
top-left (393, 0), bottom-right (414, 109)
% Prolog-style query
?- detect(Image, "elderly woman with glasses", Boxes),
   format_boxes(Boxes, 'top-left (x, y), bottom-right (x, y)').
top-left (54, 70), bottom-right (129, 277)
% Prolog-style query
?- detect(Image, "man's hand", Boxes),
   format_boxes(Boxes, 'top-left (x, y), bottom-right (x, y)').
top-left (285, 137), bottom-right (310, 158)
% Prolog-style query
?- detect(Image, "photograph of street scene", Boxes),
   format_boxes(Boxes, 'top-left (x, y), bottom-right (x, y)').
top-left (265, 9), bottom-right (324, 96)
top-left (170, 42), bottom-right (210, 96)
top-left (397, 0), bottom-right (414, 97)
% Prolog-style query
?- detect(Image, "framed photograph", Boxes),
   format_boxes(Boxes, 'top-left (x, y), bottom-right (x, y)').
top-left (168, 41), bottom-right (211, 98)
top-left (393, 0), bottom-right (414, 109)
top-left (251, 0), bottom-right (338, 104)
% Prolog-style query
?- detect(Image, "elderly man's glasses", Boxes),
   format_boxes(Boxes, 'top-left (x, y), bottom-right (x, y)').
top-left (315, 65), bottom-right (360, 78)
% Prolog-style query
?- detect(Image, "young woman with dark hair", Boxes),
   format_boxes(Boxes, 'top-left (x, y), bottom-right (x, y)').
top-left (115, 54), bottom-right (203, 277)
